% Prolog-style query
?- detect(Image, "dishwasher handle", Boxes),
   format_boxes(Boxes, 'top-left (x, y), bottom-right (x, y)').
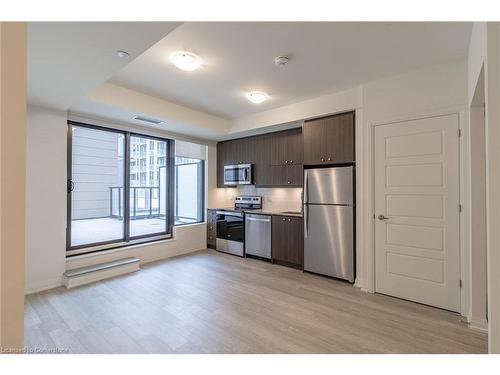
top-left (246, 216), bottom-right (271, 223)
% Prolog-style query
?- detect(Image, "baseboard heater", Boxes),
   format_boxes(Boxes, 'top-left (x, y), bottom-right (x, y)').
top-left (63, 257), bottom-right (140, 288)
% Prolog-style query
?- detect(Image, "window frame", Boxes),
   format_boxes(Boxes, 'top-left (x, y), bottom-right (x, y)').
top-left (66, 121), bottom-right (175, 257)
top-left (174, 157), bottom-right (205, 226)
top-left (128, 132), bottom-right (175, 241)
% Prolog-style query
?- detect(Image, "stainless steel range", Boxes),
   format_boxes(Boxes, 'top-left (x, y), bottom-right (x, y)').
top-left (215, 196), bottom-right (262, 257)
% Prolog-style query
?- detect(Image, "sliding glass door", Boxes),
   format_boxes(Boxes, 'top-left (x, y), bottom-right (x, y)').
top-left (129, 135), bottom-right (169, 238)
top-left (68, 125), bottom-right (125, 248)
top-left (67, 122), bottom-right (174, 255)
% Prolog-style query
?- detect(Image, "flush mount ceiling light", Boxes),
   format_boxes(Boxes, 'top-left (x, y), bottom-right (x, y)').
top-left (274, 55), bottom-right (289, 67)
top-left (170, 50), bottom-right (203, 71)
top-left (246, 91), bottom-right (269, 104)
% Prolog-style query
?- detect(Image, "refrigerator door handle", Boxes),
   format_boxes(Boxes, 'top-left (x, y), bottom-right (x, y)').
top-left (303, 169), bottom-right (309, 204)
top-left (304, 204), bottom-right (309, 238)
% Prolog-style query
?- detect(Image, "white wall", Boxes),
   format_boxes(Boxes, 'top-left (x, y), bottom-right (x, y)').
top-left (362, 62), bottom-right (467, 124)
top-left (26, 105), bottom-right (67, 293)
top-left (469, 102), bottom-right (487, 331)
top-left (466, 21), bottom-right (500, 353)
top-left (207, 143), bottom-right (234, 209)
top-left (468, 23), bottom-right (487, 105)
top-left (484, 22), bottom-right (500, 354)
top-left (26, 106), bottom-right (213, 294)
top-left (360, 61), bottom-right (468, 302)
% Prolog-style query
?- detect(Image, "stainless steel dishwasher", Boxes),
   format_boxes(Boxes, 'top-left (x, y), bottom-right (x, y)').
top-left (245, 214), bottom-right (271, 259)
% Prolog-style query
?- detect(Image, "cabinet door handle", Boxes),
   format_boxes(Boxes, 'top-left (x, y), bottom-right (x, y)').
top-left (327, 157), bottom-right (332, 161)
top-left (321, 158), bottom-right (325, 162)
top-left (282, 218), bottom-right (286, 221)
top-left (288, 218), bottom-right (291, 222)
top-left (287, 181), bottom-right (291, 184)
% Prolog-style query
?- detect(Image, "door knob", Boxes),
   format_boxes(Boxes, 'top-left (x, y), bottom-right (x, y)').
top-left (378, 214), bottom-right (389, 221)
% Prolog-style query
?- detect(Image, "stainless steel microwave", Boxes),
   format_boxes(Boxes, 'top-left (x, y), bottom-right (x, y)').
top-left (224, 164), bottom-right (253, 185)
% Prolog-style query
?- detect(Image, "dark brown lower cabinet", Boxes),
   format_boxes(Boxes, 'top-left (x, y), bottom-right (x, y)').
top-left (207, 209), bottom-right (217, 249)
top-left (272, 215), bottom-right (304, 268)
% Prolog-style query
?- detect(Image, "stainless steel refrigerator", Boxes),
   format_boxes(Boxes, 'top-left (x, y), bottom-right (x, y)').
top-left (303, 166), bottom-right (355, 282)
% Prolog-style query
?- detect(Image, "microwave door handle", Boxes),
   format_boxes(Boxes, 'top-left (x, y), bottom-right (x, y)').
top-left (243, 168), bottom-right (248, 182)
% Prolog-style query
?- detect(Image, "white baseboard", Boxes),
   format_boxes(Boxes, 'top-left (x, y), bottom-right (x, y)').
top-left (25, 277), bottom-right (63, 295)
top-left (469, 316), bottom-right (488, 333)
top-left (354, 278), bottom-right (373, 293)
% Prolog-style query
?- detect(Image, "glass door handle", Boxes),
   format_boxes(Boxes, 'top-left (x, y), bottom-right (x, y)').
top-left (67, 179), bottom-right (75, 193)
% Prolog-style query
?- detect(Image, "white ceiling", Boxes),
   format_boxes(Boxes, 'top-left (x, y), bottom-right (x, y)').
top-left (109, 22), bottom-right (472, 119)
top-left (28, 22), bottom-right (181, 110)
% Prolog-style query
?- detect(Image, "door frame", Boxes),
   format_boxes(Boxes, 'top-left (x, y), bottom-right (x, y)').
top-left (363, 107), bottom-right (470, 318)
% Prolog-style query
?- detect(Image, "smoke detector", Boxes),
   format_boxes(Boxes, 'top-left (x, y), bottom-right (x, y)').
top-left (274, 55), bottom-right (289, 67)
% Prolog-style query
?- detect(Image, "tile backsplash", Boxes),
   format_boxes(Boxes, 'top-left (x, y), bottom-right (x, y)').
top-left (237, 186), bottom-right (303, 212)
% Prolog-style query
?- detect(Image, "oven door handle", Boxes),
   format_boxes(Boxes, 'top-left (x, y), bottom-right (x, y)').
top-left (216, 211), bottom-right (243, 218)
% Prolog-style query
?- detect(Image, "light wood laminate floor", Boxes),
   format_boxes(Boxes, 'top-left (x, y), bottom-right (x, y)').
top-left (25, 250), bottom-right (487, 353)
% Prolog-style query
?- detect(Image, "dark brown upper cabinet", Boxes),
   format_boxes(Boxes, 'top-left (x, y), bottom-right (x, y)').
top-left (270, 128), bottom-right (303, 166)
top-left (217, 128), bottom-right (303, 188)
top-left (303, 111), bottom-right (355, 165)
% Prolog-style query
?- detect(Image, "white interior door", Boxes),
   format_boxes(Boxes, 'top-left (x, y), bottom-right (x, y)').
top-left (374, 114), bottom-right (460, 312)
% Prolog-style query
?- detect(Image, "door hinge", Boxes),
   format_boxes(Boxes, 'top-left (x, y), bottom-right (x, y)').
top-left (458, 129), bottom-right (462, 137)
top-left (459, 203), bottom-right (462, 212)
top-left (459, 279), bottom-right (462, 288)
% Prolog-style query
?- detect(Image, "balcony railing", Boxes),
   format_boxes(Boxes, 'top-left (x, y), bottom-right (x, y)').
top-left (110, 186), bottom-right (162, 220)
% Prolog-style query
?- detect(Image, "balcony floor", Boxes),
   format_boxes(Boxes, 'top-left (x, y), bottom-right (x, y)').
top-left (71, 217), bottom-right (166, 247)
top-left (71, 216), bottom-right (200, 247)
